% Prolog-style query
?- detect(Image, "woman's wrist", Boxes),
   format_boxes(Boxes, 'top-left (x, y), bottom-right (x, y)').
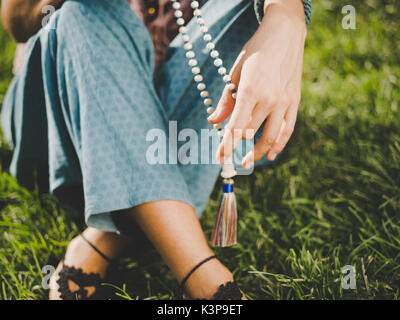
top-left (261, 0), bottom-right (307, 32)
top-left (264, 0), bottom-right (305, 21)
top-left (254, 0), bottom-right (312, 26)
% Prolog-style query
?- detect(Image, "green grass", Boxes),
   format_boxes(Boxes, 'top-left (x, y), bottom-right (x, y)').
top-left (1, 0), bottom-right (400, 300)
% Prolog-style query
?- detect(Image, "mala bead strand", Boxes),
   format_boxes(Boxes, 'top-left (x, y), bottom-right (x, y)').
top-left (190, 0), bottom-right (237, 139)
top-left (171, 0), bottom-right (212, 114)
top-left (172, 0), bottom-right (237, 174)
top-left (172, 0), bottom-right (238, 247)
top-left (190, 0), bottom-right (237, 179)
top-left (172, 0), bottom-right (236, 137)
top-left (190, 0), bottom-right (237, 100)
top-left (189, 2), bottom-right (238, 247)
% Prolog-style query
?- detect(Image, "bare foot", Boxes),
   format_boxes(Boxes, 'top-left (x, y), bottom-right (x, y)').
top-left (49, 228), bottom-right (128, 300)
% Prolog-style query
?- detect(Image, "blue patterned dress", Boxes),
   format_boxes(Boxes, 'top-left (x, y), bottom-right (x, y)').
top-left (1, 0), bottom-right (310, 233)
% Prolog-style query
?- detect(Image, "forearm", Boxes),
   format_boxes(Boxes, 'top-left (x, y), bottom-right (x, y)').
top-left (1, 0), bottom-right (64, 42)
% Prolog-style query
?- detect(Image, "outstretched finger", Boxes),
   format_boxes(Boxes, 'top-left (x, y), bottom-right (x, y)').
top-left (216, 82), bottom-right (256, 163)
top-left (243, 109), bottom-right (284, 166)
top-left (267, 104), bottom-right (298, 160)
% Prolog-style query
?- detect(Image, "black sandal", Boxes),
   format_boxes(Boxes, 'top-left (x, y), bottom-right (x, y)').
top-left (55, 234), bottom-right (112, 300)
top-left (176, 255), bottom-right (243, 300)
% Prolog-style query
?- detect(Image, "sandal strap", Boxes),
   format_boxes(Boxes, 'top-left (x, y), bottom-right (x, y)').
top-left (80, 234), bottom-right (111, 263)
top-left (212, 281), bottom-right (243, 300)
top-left (57, 264), bottom-right (105, 300)
top-left (179, 255), bottom-right (217, 296)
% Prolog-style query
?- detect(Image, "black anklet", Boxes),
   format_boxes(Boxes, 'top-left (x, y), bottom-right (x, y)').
top-left (176, 255), bottom-right (243, 300)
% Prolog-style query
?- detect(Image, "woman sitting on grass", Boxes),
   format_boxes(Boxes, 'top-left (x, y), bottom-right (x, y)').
top-left (1, 0), bottom-right (310, 300)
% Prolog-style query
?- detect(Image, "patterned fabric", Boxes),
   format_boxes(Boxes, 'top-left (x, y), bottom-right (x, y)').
top-left (254, 0), bottom-right (312, 25)
top-left (2, 0), bottom-right (273, 233)
top-left (128, 0), bottom-right (203, 74)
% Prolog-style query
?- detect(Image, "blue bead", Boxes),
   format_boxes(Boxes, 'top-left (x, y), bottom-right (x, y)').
top-left (223, 184), bottom-right (233, 193)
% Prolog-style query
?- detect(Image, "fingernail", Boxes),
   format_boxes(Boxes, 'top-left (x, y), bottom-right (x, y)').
top-left (207, 108), bottom-right (219, 121)
top-left (270, 152), bottom-right (277, 161)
